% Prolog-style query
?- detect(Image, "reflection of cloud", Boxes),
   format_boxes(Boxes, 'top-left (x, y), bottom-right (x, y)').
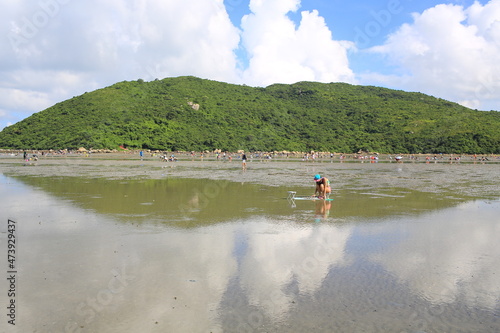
top-left (115, 226), bottom-right (238, 333)
top-left (13, 222), bottom-right (238, 332)
top-left (0, 175), bottom-right (236, 332)
top-left (239, 220), bottom-right (353, 319)
top-left (1, 174), bottom-right (354, 331)
top-left (371, 201), bottom-right (500, 309)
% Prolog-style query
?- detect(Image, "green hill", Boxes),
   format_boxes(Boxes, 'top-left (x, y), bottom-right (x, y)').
top-left (0, 76), bottom-right (499, 153)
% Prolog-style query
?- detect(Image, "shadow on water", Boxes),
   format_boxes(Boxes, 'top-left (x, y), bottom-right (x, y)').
top-left (8, 175), bottom-right (472, 226)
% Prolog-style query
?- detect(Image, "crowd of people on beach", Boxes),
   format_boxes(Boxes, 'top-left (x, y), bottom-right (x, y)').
top-left (0, 149), bottom-right (498, 164)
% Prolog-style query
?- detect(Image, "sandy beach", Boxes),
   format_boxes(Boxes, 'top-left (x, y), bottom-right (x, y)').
top-left (1, 152), bottom-right (499, 199)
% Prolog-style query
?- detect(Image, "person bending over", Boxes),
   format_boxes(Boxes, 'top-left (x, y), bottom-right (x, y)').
top-left (313, 174), bottom-right (331, 199)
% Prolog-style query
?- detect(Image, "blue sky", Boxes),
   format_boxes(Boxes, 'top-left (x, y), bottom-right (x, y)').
top-left (1, 0), bottom-right (499, 130)
top-left (276, 0), bottom-right (487, 73)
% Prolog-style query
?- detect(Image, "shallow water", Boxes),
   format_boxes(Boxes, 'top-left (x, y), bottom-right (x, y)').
top-left (0, 169), bottom-right (499, 332)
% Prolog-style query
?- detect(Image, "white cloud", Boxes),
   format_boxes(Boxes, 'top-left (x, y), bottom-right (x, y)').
top-left (0, 0), bottom-right (241, 128)
top-left (368, 1), bottom-right (500, 110)
top-left (130, 0), bottom-right (241, 81)
top-left (3, 0), bottom-right (240, 80)
top-left (0, 0), bottom-right (359, 129)
top-left (240, 0), bottom-right (355, 86)
top-left (0, 87), bottom-right (51, 114)
top-left (2, 0), bottom-right (499, 130)
top-left (0, 69), bottom-right (100, 127)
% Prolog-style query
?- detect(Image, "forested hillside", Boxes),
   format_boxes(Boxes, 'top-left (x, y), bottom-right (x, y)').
top-left (0, 76), bottom-right (498, 153)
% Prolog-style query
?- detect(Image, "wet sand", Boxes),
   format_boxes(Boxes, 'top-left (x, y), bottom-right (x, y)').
top-left (1, 153), bottom-right (499, 199)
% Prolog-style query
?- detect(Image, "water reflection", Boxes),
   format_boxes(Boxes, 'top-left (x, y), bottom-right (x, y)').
top-left (1, 174), bottom-right (498, 332)
top-left (8, 175), bottom-right (471, 225)
top-left (238, 221), bottom-right (352, 321)
top-left (371, 200), bottom-right (500, 309)
top-left (314, 199), bottom-right (332, 222)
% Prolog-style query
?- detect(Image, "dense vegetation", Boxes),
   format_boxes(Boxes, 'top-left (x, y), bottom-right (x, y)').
top-left (0, 76), bottom-right (499, 153)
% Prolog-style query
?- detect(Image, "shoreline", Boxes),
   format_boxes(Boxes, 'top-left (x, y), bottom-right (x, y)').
top-left (1, 149), bottom-right (499, 162)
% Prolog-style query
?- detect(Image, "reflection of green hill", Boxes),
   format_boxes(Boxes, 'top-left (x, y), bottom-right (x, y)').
top-left (10, 176), bottom-right (470, 226)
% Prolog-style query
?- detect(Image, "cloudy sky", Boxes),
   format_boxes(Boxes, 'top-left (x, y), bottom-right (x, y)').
top-left (1, 0), bottom-right (500, 129)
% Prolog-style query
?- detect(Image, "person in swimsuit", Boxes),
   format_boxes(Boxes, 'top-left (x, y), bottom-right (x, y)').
top-left (313, 174), bottom-right (331, 199)
top-left (242, 152), bottom-right (247, 170)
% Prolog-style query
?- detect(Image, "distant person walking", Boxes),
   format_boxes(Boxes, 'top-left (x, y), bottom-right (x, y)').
top-left (242, 152), bottom-right (247, 170)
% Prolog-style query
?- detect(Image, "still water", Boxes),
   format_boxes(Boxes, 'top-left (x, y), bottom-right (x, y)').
top-left (0, 173), bottom-right (499, 332)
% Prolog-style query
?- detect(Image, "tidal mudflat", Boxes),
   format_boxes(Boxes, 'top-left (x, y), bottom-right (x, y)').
top-left (0, 156), bottom-right (499, 332)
